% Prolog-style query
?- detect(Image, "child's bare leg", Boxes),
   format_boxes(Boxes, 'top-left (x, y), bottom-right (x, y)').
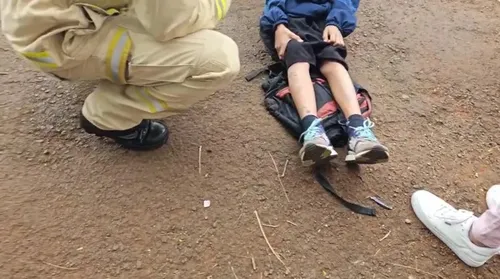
top-left (287, 62), bottom-right (337, 166)
top-left (288, 62), bottom-right (317, 119)
top-left (320, 60), bottom-right (389, 164)
top-left (319, 61), bottom-right (361, 117)
top-left (278, 39), bottom-right (338, 167)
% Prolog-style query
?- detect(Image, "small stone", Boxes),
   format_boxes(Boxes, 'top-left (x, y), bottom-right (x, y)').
top-left (191, 206), bottom-right (197, 212)
top-left (112, 244), bottom-right (119, 251)
top-left (212, 222), bottom-right (217, 228)
top-left (136, 260), bottom-right (143, 269)
top-left (203, 200), bottom-right (211, 208)
top-left (43, 150), bottom-right (50, 155)
top-left (405, 219), bottom-right (412, 224)
top-left (401, 94), bottom-right (410, 100)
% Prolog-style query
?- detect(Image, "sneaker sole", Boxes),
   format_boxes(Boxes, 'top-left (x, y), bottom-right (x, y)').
top-left (345, 147), bottom-right (389, 165)
top-left (411, 192), bottom-right (487, 268)
top-left (300, 143), bottom-right (338, 167)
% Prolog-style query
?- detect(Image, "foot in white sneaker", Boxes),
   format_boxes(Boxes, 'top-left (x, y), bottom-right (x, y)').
top-left (411, 190), bottom-right (500, 267)
top-left (486, 184), bottom-right (500, 210)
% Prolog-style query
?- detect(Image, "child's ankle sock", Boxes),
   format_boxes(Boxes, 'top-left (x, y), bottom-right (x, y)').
top-left (347, 114), bottom-right (365, 128)
top-left (301, 115), bottom-right (319, 131)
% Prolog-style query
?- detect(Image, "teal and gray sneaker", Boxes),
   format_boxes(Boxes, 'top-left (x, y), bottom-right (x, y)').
top-left (299, 118), bottom-right (338, 166)
top-left (345, 119), bottom-right (389, 164)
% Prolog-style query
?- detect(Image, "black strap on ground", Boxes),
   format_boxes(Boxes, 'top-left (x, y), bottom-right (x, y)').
top-left (245, 62), bottom-right (285, 82)
top-left (314, 170), bottom-right (376, 216)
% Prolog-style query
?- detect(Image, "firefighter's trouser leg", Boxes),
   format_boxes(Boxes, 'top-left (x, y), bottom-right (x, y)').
top-left (79, 28), bottom-right (240, 130)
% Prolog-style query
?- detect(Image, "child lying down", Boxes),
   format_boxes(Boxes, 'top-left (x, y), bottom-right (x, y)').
top-left (260, 0), bottom-right (389, 166)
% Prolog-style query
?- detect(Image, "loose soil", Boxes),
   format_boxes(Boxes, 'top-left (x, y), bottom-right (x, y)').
top-left (1, 0), bottom-right (500, 278)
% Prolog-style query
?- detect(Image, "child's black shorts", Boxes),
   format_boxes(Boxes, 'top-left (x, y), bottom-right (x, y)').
top-left (260, 17), bottom-right (348, 71)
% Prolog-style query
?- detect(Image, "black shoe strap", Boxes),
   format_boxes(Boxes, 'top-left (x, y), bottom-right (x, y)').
top-left (314, 170), bottom-right (376, 216)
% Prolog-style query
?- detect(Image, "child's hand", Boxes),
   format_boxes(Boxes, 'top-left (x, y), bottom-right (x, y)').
top-left (323, 25), bottom-right (344, 46)
top-left (274, 24), bottom-right (303, 60)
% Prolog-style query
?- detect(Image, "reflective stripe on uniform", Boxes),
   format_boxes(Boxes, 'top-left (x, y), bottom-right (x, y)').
top-left (135, 88), bottom-right (169, 113)
top-left (216, 0), bottom-right (228, 20)
top-left (22, 51), bottom-right (58, 69)
top-left (105, 27), bottom-right (132, 84)
top-left (105, 8), bottom-right (120, 15)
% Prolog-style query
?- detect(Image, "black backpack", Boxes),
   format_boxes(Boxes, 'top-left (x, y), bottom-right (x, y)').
top-left (246, 62), bottom-right (377, 216)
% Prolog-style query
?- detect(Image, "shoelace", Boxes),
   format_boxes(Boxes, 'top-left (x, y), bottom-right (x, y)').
top-left (435, 206), bottom-right (474, 225)
top-left (351, 119), bottom-right (376, 141)
top-left (300, 118), bottom-right (324, 142)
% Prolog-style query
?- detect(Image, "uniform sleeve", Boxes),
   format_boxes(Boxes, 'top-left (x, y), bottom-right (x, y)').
top-left (130, 0), bottom-right (230, 42)
top-left (326, 0), bottom-right (359, 37)
top-left (260, 0), bottom-right (288, 32)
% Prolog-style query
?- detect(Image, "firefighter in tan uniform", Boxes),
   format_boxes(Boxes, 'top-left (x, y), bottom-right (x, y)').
top-left (0, 0), bottom-right (240, 150)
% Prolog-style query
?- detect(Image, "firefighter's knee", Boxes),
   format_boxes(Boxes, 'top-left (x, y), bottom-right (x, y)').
top-left (197, 31), bottom-right (240, 83)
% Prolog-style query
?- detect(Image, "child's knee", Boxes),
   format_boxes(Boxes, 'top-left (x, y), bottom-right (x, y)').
top-left (320, 60), bottom-right (347, 74)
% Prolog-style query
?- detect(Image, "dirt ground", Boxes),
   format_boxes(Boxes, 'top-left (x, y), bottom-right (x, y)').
top-left (1, 0), bottom-right (500, 278)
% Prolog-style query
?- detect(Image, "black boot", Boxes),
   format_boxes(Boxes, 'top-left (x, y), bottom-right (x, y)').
top-left (80, 113), bottom-right (169, 151)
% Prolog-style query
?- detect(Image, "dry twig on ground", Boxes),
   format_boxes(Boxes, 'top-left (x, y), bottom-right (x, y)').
top-left (280, 159), bottom-right (289, 177)
top-left (379, 230), bottom-right (391, 242)
top-left (229, 263), bottom-right (239, 279)
top-left (262, 223), bottom-right (279, 228)
top-left (389, 263), bottom-right (446, 279)
top-left (254, 210), bottom-right (290, 273)
top-left (286, 220), bottom-right (298, 226)
top-left (198, 146), bottom-right (202, 174)
top-left (268, 152), bottom-right (290, 202)
top-left (42, 261), bottom-right (78, 271)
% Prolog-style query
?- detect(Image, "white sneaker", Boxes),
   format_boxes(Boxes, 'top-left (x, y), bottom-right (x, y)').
top-left (486, 184), bottom-right (500, 210)
top-left (411, 190), bottom-right (500, 267)
top-left (486, 184), bottom-right (500, 256)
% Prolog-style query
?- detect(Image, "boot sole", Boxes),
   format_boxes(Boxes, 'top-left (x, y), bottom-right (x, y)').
top-left (300, 143), bottom-right (338, 167)
top-left (345, 147), bottom-right (389, 165)
top-left (90, 132), bottom-right (169, 151)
